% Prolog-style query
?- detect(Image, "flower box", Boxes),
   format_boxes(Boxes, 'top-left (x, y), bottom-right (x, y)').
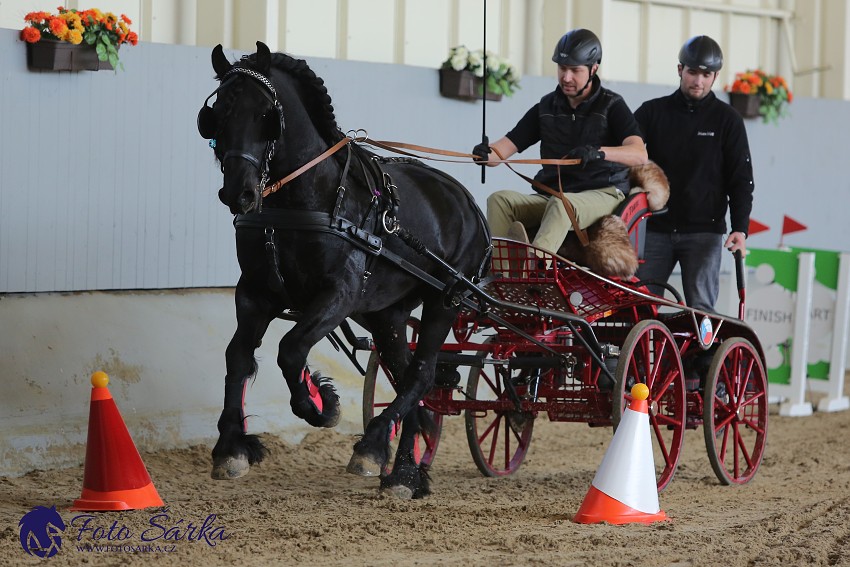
top-left (439, 69), bottom-right (502, 102)
top-left (26, 38), bottom-right (113, 71)
top-left (728, 93), bottom-right (761, 119)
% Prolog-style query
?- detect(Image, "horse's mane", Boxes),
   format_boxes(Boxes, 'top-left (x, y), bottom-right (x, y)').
top-left (234, 52), bottom-right (345, 145)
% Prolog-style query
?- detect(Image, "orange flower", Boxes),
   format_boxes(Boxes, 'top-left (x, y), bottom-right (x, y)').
top-left (48, 16), bottom-right (68, 37)
top-left (20, 26), bottom-right (42, 43)
top-left (121, 14), bottom-right (132, 25)
top-left (24, 11), bottom-right (52, 22)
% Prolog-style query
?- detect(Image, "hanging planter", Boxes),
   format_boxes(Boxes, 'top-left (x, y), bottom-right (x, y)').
top-left (438, 45), bottom-right (520, 102)
top-left (727, 93), bottom-right (761, 119)
top-left (725, 69), bottom-right (793, 124)
top-left (20, 7), bottom-right (139, 72)
top-left (438, 69), bottom-right (501, 102)
top-left (26, 38), bottom-right (113, 71)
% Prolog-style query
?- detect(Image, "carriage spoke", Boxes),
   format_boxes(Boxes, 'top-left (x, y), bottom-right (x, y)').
top-left (485, 415), bottom-right (502, 465)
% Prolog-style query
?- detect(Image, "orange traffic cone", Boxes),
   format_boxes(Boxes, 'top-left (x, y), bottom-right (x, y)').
top-left (573, 383), bottom-right (667, 524)
top-left (71, 371), bottom-right (163, 511)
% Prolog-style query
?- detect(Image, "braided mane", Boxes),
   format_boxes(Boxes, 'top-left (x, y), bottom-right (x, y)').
top-left (234, 52), bottom-right (345, 145)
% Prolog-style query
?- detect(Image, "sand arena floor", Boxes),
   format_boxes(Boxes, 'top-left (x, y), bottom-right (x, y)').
top-left (2, 383), bottom-right (849, 566)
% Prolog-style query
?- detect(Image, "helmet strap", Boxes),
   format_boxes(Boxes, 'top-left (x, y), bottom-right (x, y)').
top-left (577, 65), bottom-right (595, 95)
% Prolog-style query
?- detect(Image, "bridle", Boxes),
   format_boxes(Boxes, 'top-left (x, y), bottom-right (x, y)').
top-left (200, 64), bottom-right (285, 212)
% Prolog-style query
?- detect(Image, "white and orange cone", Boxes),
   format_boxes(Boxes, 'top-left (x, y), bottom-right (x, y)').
top-left (573, 383), bottom-right (668, 524)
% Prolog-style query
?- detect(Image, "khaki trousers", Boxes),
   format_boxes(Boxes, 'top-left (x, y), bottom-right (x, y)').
top-left (487, 186), bottom-right (625, 253)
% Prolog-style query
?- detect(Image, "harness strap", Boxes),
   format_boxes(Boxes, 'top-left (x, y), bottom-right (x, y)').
top-left (234, 211), bottom-right (449, 291)
top-left (262, 135), bottom-right (363, 197)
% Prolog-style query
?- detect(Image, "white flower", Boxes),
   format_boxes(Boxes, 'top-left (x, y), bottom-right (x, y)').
top-left (485, 51), bottom-right (501, 72)
top-left (450, 52), bottom-right (468, 71)
top-left (466, 50), bottom-right (482, 76)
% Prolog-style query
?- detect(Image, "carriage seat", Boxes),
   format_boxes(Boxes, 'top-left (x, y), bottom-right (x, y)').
top-left (556, 161), bottom-right (669, 279)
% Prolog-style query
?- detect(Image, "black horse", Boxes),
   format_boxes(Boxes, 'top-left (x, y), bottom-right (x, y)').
top-left (198, 42), bottom-right (490, 498)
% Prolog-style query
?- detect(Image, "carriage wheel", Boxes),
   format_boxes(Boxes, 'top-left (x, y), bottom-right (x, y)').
top-left (464, 339), bottom-right (535, 477)
top-left (703, 337), bottom-right (768, 485)
top-left (612, 319), bottom-right (686, 491)
top-left (361, 319), bottom-right (442, 474)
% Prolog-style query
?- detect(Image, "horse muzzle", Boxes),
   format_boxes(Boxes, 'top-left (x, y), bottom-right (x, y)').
top-left (219, 187), bottom-right (260, 214)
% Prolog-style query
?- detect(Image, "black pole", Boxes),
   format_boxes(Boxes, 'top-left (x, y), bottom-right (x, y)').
top-left (480, 0), bottom-right (487, 183)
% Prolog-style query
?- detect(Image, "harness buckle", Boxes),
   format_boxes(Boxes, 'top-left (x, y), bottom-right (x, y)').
top-left (382, 210), bottom-right (399, 234)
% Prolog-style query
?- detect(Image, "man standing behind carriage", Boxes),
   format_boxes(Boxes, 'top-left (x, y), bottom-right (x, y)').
top-left (633, 36), bottom-right (754, 312)
top-left (472, 28), bottom-right (648, 256)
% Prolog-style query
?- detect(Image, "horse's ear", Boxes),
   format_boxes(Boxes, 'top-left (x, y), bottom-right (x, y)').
top-left (255, 41), bottom-right (271, 75)
top-left (211, 44), bottom-right (231, 78)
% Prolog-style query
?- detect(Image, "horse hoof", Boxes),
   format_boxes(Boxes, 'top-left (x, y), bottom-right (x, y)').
top-left (346, 453), bottom-right (382, 477)
top-left (211, 456), bottom-right (250, 479)
top-left (381, 485), bottom-right (414, 500)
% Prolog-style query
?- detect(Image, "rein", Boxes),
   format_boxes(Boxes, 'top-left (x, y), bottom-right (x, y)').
top-left (261, 134), bottom-right (589, 245)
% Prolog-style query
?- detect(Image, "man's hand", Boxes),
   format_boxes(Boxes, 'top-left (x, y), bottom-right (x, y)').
top-left (725, 231), bottom-right (747, 255)
top-left (566, 145), bottom-right (605, 168)
top-left (472, 142), bottom-right (491, 162)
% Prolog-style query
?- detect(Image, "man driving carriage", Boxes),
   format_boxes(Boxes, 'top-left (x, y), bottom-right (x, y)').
top-left (472, 28), bottom-right (648, 256)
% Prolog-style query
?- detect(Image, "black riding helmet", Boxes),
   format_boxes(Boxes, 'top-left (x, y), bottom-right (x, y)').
top-left (678, 35), bottom-right (723, 72)
top-left (551, 29), bottom-right (602, 67)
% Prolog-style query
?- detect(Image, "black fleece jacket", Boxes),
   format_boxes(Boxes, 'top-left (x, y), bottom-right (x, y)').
top-left (634, 89), bottom-right (754, 235)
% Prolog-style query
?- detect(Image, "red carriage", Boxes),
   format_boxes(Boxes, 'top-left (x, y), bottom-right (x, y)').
top-left (359, 198), bottom-right (768, 491)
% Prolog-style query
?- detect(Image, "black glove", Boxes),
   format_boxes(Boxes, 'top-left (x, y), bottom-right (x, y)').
top-left (472, 142), bottom-right (491, 162)
top-left (566, 145), bottom-right (605, 168)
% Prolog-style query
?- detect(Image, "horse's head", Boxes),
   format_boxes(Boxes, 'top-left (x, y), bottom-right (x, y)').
top-left (198, 42), bottom-right (285, 214)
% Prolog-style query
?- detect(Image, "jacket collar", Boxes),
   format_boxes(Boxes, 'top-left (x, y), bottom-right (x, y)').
top-left (674, 87), bottom-right (716, 112)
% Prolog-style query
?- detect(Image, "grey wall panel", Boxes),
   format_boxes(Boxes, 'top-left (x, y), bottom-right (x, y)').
top-left (1, 28), bottom-right (848, 293)
top-left (0, 31), bottom-right (236, 292)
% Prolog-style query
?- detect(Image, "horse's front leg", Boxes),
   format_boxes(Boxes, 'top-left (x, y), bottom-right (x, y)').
top-left (211, 282), bottom-right (282, 479)
top-left (276, 297), bottom-right (350, 429)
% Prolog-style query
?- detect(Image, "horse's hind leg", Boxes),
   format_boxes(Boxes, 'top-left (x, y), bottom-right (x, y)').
top-left (346, 308), bottom-right (413, 476)
top-left (211, 284), bottom-right (282, 479)
top-left (380, 407), bottom-right (432, 499)
top-left (350, 301), bottom-right (455, 496)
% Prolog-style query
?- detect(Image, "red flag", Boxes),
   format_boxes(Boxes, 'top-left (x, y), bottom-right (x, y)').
top-left (748, 218), bottom-right (770, 236)
top-left (781, 215), bottom-right (807, 235)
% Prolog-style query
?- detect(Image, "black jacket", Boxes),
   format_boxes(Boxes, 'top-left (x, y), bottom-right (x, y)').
top-left (507, 77), bottom-right (642, 194)
top-left (634, 89), bottom-right (754, 234)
